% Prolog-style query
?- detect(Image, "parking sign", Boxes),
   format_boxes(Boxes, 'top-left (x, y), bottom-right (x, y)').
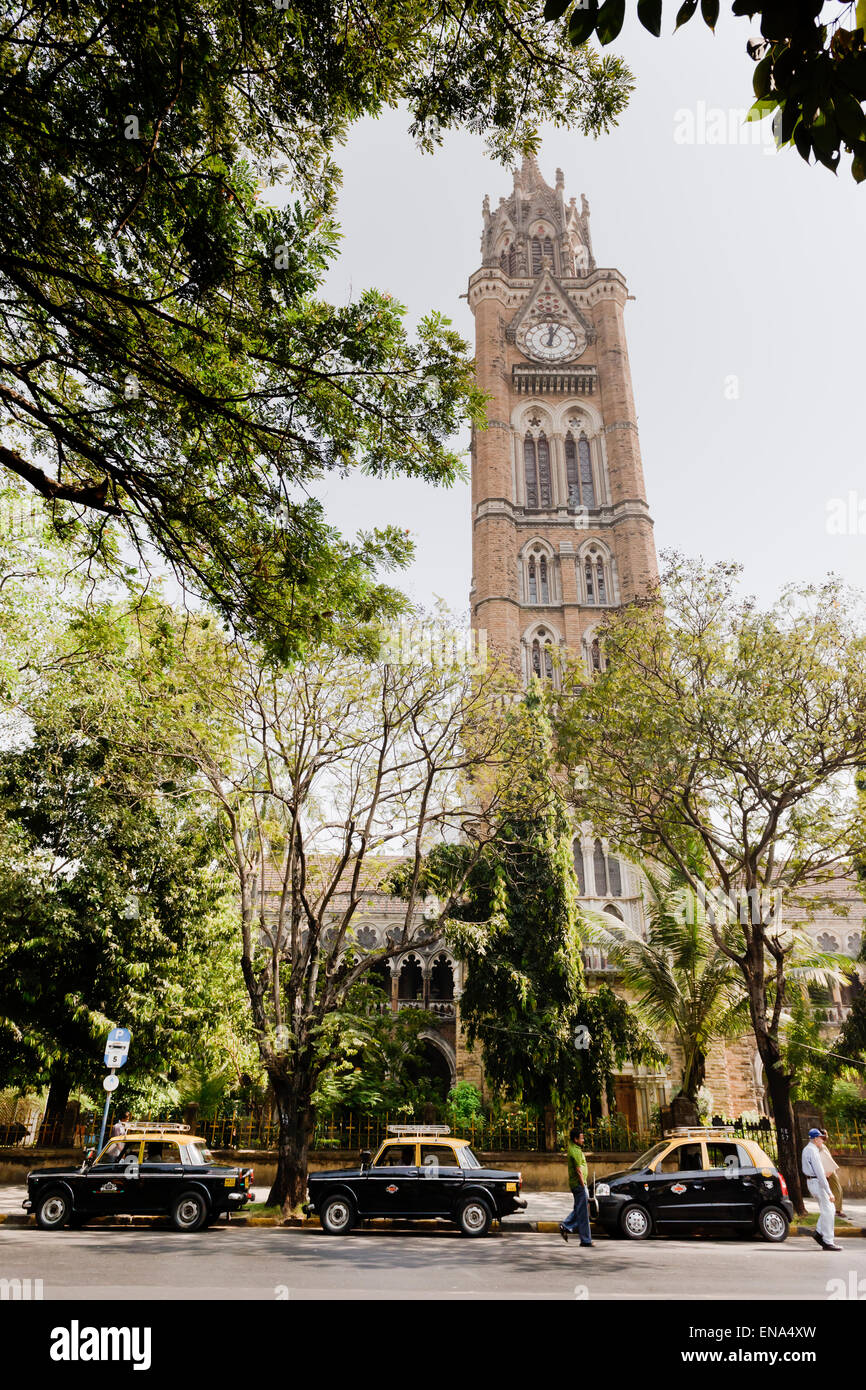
top-left (104, 1027), bottom-right (132, 1069)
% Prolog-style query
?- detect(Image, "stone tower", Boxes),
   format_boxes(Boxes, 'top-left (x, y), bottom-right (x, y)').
top-left (468, 157), bottom-right (658, 681)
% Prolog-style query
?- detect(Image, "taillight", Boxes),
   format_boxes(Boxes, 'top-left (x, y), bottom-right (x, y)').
top-left (778, 1173), bottom-right (789, 1197)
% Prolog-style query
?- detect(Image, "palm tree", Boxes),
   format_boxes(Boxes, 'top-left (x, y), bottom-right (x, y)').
top-left (601, 871), bottom-right (751, 1103)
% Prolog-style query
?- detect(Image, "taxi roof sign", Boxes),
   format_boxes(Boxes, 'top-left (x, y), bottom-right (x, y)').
top-left (386, 1124), bottom-right (450, 1137)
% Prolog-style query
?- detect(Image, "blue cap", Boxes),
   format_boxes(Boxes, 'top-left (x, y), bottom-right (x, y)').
top-left (808, 1128), bottom-right (822, 1138)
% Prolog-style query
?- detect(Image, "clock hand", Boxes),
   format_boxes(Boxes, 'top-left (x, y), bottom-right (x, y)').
top-left (546, 324), bottom-right (557, 347)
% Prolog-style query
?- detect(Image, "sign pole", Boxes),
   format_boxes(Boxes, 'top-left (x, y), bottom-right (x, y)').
top-left (97, 1073), bottom-right (115, 1154)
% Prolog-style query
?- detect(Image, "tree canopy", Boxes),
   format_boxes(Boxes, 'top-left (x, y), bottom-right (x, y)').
top-left (545, 0), bottom-right (866, 180)
top-left (0, 2), bottom-right (631, 659)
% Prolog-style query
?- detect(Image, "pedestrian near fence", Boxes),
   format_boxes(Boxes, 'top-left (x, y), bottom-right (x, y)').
top-left (802, 1128), bottom-right (842, 1251)
top-left (560, 1128), bottom-right (593, 1247)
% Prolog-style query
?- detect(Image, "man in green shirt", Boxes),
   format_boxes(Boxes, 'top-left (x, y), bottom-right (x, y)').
top-left (560, 1127), bottom-right (593, 1246)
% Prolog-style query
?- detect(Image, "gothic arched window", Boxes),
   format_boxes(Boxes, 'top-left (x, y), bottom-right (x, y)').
top-left (531, 238), bottom-right (543, 275)
top-left (591, 637), bottom-right (602, 672)
top-left (596, 558), bottom-right (607, 604)
top-left (608, 856), bottom-right (622, 897)
top-left (531, 629), bottom-right (555, 682)
top-left (605, 903), bottom-right (624, 921)
top-left (539, 555), bottom-right (549, 602)
top-left (565, 435), bottom-right (580, 506)
top-left (593, 839), bottom-right (608, 896)
top-left (524, 436), bottom-right (539, 508)
top-left (537, 434), bottom-right (552, 508)
top-left (528, 556), bottom-right (538, 603)
top-left (584, 556), bottom-right (595, 603)
top-left (543, 236), bottom-right (554, 265)
top-left (578, 434), bottom-right (595, 507)
top-left (573, 840), bottom-right (586, 895)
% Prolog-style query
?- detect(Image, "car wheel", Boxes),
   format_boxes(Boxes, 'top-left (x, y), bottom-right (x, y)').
top-left (319, 1194), bottom-right (356, 1235)
top-left (619, 1203), bottom-right (653, 1240)
top-left (757, 1204), bottom-right (789, 1243)
top-left (35, 1189), bottom-right (72, 1231)
top-left (170, 1190), bottom-right (209, 1233)
top-left (457, 1197), bottom-right (492, 1238)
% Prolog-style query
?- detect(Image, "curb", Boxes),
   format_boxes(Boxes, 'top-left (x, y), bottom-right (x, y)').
top-left (2, 1209), bottom-right (863, 1237)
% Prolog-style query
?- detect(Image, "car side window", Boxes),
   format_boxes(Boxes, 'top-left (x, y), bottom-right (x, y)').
top-left (97, 1140), bottom-right (140, 1166)
top-left (375, 1144), bottom-right (415, 1167)
top-left (706, 1143), bottom-right (752, 1171)
top-left (142, 1141), bottom-right (181, 1165)
top-left (660, 1143), bottom-right (703, 1173)
top-left (420, 1145), bottom-right (460, 1172)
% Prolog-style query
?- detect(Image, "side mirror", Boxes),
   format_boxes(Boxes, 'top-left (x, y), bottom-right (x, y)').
top-left (360, 1150), bottom-right (372, 1170)
top-left (82, 1148), bottom-right (96, 1170)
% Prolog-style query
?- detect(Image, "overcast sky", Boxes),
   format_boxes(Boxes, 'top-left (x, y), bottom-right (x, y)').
top-left (311, 11), bottom-right (866, 617)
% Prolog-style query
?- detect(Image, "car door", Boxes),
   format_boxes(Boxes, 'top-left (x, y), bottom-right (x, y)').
top-left (362, 1143), bottom-right (419, 1216)
top-left (80, 1140), bottom-right (143, 1214)
top-left (651, 1143), bottom-right (713, 1227)
top-left (703, 1142), bottom-right (761, 1225)
top-left (415, 1144), bottom-right (464, 1216)
top-left (139, 1139), bottom-right (186, 1212)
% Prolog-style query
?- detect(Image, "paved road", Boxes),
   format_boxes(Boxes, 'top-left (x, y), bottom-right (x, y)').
top-left (2, 1222), bottom-right (864, 1300)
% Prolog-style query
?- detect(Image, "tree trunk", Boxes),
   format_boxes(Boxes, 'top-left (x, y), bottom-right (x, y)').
top-left (683, 1047), bottom-right (706, 1103)
top-left (266, 1067), bottom-right (316, 1217)
top-left (542, 1103), bottom-right (557, 1153)
top-left (40, 1063), bottom-right (71, 1143)
top-left (760, 1040), bottom-right (804, 1215)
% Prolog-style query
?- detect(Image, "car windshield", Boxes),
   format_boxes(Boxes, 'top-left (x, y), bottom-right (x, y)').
top-left (457, 1146), bottom-right (481, 1169)
top-left (625, 1141), bottom-right (670, 1172)
top-left (185, 1142), bottom-right (213, 1165)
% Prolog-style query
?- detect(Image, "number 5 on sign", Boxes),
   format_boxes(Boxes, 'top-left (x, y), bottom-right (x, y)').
top-left (104, 1027), bottom-right (132, 1069)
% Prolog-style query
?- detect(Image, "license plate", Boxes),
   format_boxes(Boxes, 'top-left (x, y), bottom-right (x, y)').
top-left (506, 1182), bottom-right (517, 1193)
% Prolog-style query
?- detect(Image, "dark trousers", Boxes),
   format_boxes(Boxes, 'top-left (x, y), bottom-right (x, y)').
top-left (562, 1185), bottom-right (592, 1243)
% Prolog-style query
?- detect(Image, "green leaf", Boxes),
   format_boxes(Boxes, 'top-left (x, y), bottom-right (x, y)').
top-left (596, 0), bottom-right (626, 44)
top-left (852, 153), bottom-right (866, 181)
top-left (833, 90), bottom-right (866, 145)
top-left (752, 51), bottom-right (773, 99)
top-left (567, 0), bottom-right (599, 44)
top-left (746, 98), bottom-right (777, 123)
top-left (701, 0), bottom-right (720, 30)
top-left (637, 0), bottom-right (663, 36)
top-left (544, 0), bottom-right (573, 18)
top-left (675, 1), bottom-right (698, 31)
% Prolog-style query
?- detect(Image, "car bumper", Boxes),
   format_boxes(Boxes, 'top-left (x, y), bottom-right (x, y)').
top-left (780, 1197), bottom-right (794, 1221)
top-left (227, 1191), bottom-right (252, 1208)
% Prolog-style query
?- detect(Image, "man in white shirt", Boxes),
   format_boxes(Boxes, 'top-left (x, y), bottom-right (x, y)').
top-left (802, 1128), bottom-right (841, 1251)
top-left (820, 1130), bottom-right (848, 1220)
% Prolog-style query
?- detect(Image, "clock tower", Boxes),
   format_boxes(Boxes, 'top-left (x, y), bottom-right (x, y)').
top-left (468, 156), bottom-right (658, 682)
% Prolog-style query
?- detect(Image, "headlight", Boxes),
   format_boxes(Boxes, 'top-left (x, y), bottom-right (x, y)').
top-left (595, 1182), bottom-right (611, 1197)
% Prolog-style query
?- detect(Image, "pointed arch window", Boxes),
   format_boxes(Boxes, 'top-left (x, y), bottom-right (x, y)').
top-left (537, 435), bottom-right (552, 508)
top-left (593, 839), bottom-right (608, 896)
top-left (528, 556), bottom-right (538, 603)
top-left (539, 555), bottom-right (549, 602)
top-left (578, 434), bottom-right (595, 507)
top-left (584, 556), bottom-right (595, 603)
top-left (524, 436), bottom-right (539, 508)
top-left (531, 238), bottom-right (543, 275)
top-left (573, 840), bottom-right (586, 895)
top-left (565, 435), bottom-right (580, 507)
top-left (608, 856), bottom-right (622, 897)
top-left (596, 558), bottom-right (607, 604)
top-left (543, 236), bottom-right (554, 265)
top-left (590, 637), bottom-right (602, 672)
top-left (531, 629), bottom-right (555, 682)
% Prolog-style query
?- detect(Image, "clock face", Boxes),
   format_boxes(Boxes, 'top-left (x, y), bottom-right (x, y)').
top-left (521, 319), bottom-right (582, 363)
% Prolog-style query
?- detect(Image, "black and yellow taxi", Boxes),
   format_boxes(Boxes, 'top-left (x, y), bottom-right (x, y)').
top-left (24, 1122), bottom-right (254, 1232)
top-left (593, 1127), bottom-right (794, 1241)
top-left (306, 1125), bottom-right (527, 1236)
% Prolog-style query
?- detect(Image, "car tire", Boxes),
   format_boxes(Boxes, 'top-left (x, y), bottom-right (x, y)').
top-left (757, 1204), bottom-right (789, 1243)
top-left (35, 1188), bottom-right (72, 1231)
top-left (170, 1190), bottom-right (209, 1233)
top-left (456, 1197), bottom-right (492, 1238)
top-left (319, 1193), bottom-right (356, 1235)
top-left (619, 1202), bottom-right (653, 1240)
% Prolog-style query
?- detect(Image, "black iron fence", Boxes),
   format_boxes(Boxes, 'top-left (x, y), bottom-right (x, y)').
top-left (3, 1112), bottom-right (863, 1158)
